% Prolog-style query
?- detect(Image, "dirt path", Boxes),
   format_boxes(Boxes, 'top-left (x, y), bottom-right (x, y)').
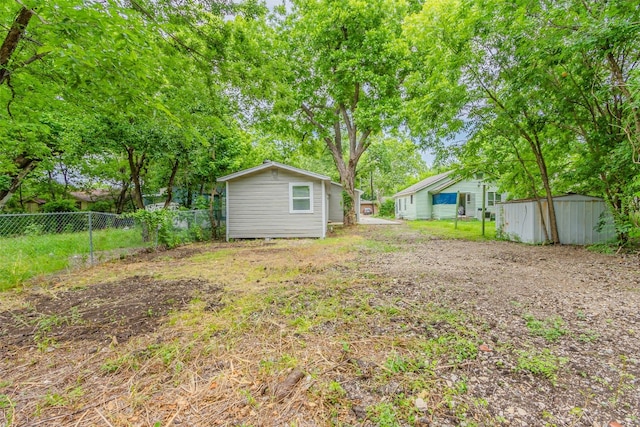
top-left (0, 224), bottom-right (638, 426)
top-left (361, 227), bottom-right (640, 426)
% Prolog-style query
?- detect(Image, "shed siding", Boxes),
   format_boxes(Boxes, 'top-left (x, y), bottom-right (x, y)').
top-left (497, 196), bottom-right (615, 245)
top-left (227, 169), bottom-right (324, 239)
top-left (497, 201), bottom-right (539, 243)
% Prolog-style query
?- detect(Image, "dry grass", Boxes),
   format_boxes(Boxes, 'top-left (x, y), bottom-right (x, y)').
top-left (2, 225), bottom-right (638, 426)
top-left (3, 231), bottom-right (433, 426)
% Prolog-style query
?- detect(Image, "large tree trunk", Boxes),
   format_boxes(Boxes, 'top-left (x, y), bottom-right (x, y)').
top-left (126, 146), bottom-right (150, 241)
top-left (0, 155), bottom-right (38, 211)
top-left (300, 102), bottom-right (371, 227)
top-left (340, 166), bottom-right (357, 226)
top-left (185, 186), bottom-right (193, 209)
top-left (126, 146), bottom-right (146, 210)
top-left (163, 158), bottom-right (180, 208)
top-left (508, 140), bottom-right (551, 243)
top-left (115, 179), bottom-right (130, 214)
top-left (523, 120), bottom-right (560, 244)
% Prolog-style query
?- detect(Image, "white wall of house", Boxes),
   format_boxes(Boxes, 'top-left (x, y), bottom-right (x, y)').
top-left (395, 194), bottom-right (418, 220)
top-left (415, 189), bottom-right (432, 220)
top-left (226, 169), bottom-right (325, 239)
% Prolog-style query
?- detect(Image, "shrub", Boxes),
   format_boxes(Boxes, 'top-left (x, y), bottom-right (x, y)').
top-left (42, 199), bottom-right (78, 213)
top-left (90, 200), bottom-right (114, 213)
top-left (379, 199), bottom-right (395, 218)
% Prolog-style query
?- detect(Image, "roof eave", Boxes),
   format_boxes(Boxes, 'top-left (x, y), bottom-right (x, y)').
top-left (217, 161), bottom-right (331, 182)
top-left (392, 172), bottom-right (454, 198)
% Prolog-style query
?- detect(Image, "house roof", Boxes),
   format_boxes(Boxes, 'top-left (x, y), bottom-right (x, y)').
top-left (430, 177), bottom-right (464, 194)
top-left (25, 197), bottom-right (47, 204)
top-left (217, 161), bottom-right (332, 182)
top-left (393, 171), bottom-right (454, 198)
top-left (69, 189), bottom-right (114, 202)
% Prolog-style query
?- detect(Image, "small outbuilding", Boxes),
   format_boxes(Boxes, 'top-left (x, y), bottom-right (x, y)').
top-left (495, 194), bottom-right (616, 245)
top-left (217, 161), bottom-right (360, 240)
top-left (360, 200), bottom-right (376, 215)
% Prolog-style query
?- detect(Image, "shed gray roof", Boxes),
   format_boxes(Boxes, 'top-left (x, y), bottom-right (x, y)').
top-left (393, 171), bottom-right (454, 198)
top-left (217, 161), bottom-right (331, 182)
top-left (498, 194), bottom-right (604, 204)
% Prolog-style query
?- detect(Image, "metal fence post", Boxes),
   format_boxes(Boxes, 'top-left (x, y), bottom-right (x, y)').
top-left (88, 211), bottom-right (94, 265)
top-left (482, 184), bottom-right (486, 236)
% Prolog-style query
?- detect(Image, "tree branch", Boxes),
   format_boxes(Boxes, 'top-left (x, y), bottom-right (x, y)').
top-left (0, 6), bottom-right (34, 85)
top-left (300, 103), bottom-right (336, 145)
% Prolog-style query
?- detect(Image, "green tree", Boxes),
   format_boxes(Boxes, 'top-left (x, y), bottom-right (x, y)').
top-left (357, 136), bottom-right (428, 201)
top-left (0, 1), bottom-right (164, 209)
top-left (536, 0), bottom-right (640, 241)
top-left (405, 0), bottom-right (640, 243)
top-left (272, 0), bottom-right (416, 225)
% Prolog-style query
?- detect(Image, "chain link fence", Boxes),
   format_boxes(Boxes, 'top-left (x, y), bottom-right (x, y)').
top-left (0, 210), bottom-right (225, 290)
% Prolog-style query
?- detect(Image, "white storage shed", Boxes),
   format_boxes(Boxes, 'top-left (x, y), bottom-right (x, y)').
top-left (495, 194), bottom-right (616, 245)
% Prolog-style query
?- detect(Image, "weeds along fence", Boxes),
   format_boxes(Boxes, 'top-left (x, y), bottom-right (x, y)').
top-left (0, 210), bottom-right (225, 290)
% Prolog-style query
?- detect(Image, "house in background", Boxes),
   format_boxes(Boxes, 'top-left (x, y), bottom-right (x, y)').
top-left (218, 161), bottom-right (361, 240)
top-left (22, 197), bottom-right (47, 213)
top-left (496, 194), bottom-right (616, 245)
top-left (393, 171), bottom-right (503, 220)
top-left (143, 187), bottom-right (212, 208)
top-left (69, 189), bottom-right (116, 211)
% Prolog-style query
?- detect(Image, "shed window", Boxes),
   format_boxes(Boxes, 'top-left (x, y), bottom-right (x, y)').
top-left (290, 182), bottom-right (313, 213)
top-left (410, 195), bottom-right (414, 204)
top-left (488, 192), bottom-right (501, 206)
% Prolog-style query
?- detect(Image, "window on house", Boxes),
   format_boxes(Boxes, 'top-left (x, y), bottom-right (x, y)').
top-left (488, 192), bottom-right (501, 206)
top-left (410, 195), bottom-right (414, 204)
top-left (290, 183), bottom-right (313, 213)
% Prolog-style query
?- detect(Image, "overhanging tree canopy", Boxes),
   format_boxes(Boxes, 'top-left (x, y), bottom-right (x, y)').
top-left (272, 0), bottom-right (416, 225)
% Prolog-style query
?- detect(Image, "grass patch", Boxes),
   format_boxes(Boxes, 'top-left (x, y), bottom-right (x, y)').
top-left (407, 219), bottom-right (496, 241)
top-left (358, 239), bottom-right (400, 253)
top-left (516, 348), bottom-right (567, 384)
top-left (523, 314), bottom-right (568, 342)
top-left (367, 402), bottom-right (401, 427)
top-left (0, 228), bottom-right (145, 290)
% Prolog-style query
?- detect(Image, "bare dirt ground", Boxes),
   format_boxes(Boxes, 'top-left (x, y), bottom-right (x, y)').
top-left (0, 224), bottom-right (639, 427)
